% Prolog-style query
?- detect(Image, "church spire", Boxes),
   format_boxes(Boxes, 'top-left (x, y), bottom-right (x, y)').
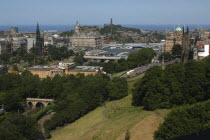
top-left (35, 22), bottom-right (43, 55)
top-left (36, 22), bottom-right (40, 36)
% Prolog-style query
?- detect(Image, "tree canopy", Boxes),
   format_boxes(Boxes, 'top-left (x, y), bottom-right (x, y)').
top-left (127, 48), bottom-right (156, 68)
top-left (172, 44), bottom-right (182, 57)
top-left (0, 113), bottom-right (42, 140)
top-left (154, 100), bottom-right (210, 140)
top-left (158, 52), bottom-right (172, 62)
top-left (0, 70), bottom-right (128, 138)
top-left (132, 56), bottom-right (210, 110)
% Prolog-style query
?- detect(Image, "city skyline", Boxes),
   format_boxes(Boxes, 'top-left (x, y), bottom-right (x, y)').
top-left (1, 0), bottom-right (210, 25)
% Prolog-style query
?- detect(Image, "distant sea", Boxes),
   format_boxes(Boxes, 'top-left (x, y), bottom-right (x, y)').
top-left (1, 24), bottom-right (210, 32)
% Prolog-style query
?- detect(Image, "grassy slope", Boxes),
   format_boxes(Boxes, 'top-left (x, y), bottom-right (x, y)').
top-left (50, 73), bottom-right (170, 140)
top-left (112, 71), bottom-right (127, 77)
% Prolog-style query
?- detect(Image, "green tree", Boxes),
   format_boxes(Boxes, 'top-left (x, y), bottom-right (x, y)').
top-left (154, 101), bottom-right (210, 140)
top-left (117, 58), bottom-right (129, 71)
top-left (125, 129), bottom-right (131, 140)
top-left (0, 113), bottom-right (41, 140)
top-left (204, 56), bottom-right (210, 99)
top-left (21, 71), bottom-right (40, 98)
top-left (183, 60), bottom-right (206, 104)
top-left (29, 47), bottom-right (39, 55)
top-left (0, 73), bottom-right (22, 91)
top-left (158, 52), bottom-right (172, 62)
top-left (16, 47), bottom-right (27, 58)
top-left (172, 44), bottom-right (182, 58)
top-left (0, 91), bottom-right (23, 112)
top-left (38, 77), bottom-right (54, 98)
top-left (107, 77), bottom-right (128, 100)
top-left (127, 48), bottom-right (156, 68)
top-left (164, 63), bottom-right (185, 105)
top-left (0, 53), bottom-right (12, 64)
top-left (132, 66), bottom-right (167, 110)
top-left (23, 53), bottom-right (37, 66)
top-left (74, 52), bottom-right (84, 65)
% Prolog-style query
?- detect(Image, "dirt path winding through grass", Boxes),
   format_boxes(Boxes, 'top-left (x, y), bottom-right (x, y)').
top-left (82, 99), bottom-right (121, 139)
top-left (82, 100), bottom-right (109, 139)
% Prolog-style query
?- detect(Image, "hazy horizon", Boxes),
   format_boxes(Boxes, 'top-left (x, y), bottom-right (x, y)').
top-left (1, 24), bottom-right (210, 32)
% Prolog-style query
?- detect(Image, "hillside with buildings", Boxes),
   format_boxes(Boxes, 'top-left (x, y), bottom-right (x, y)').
top-left (59, 20), bottom-right (165, 46)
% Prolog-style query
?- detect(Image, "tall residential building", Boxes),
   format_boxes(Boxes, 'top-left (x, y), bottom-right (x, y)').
top-left (27, 38), bottom-right (36, 50)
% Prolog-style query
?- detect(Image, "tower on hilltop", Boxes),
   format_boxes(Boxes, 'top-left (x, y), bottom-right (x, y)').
top-left (75, 21), bottom-right (80, 34)
top-left (110, 18), bottom-right (113, 25)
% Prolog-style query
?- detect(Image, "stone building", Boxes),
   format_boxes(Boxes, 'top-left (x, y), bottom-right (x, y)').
top-left (29, 66), bottom-right (65, 79)
top-left (197, 44), bottom-right (210, 60)
top-left (165, 25), bottom-right (183, 52)
top-left (27, 38), bottom-right (36, 50)
top-left (100, 36), bottom-right (108, 46)
top-left (71, 23), bottom-right (102, 48)
top-left (28, 63), bottom-right (103, 78)
top-left (11, 27), bottom-right (18, 36)
top-left (0, 39), bottom-right (12, 54)
top-left (12, 39), bottom-right (27, 52)
top-left (181, 27), bottom-right (190, 62)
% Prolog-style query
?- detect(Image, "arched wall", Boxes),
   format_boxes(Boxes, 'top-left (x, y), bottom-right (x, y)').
top-left (26, 98), bottom-right (54, 109)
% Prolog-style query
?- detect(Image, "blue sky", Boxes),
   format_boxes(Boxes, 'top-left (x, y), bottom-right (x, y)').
top-left (0, 0), bottom-right (210, 25)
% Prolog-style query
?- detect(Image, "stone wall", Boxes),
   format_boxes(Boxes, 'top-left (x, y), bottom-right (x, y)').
top-left (29, 69), bottom-right (98, 78)
top-left (29, 70), bottom-right (52, 79)
top-left (65, 71), bottom-right (97, 76)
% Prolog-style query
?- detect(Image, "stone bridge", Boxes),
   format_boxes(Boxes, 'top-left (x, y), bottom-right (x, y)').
top-left (26, 98), bottom-right (54, 109)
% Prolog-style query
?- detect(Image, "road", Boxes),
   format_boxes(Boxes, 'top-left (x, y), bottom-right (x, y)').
top-left (121, 59), bottom-right (179, 79)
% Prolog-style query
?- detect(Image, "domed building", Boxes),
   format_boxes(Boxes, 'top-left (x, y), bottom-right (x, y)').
top-left (165, 24), bottom-right (183, 52)
top-left (176, 24), bottom-right (182, 32)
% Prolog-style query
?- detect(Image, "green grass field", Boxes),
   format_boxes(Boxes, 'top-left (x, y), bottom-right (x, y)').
top-left (50, 73), bottom-right (170, 140)
top-left (112, 71), bottom-right (127, 77)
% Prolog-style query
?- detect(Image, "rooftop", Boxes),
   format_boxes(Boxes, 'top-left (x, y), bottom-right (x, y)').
top-left (73, 66), bottom-right (102, 71)
top-left (176, 25), bottom-right (182, 31)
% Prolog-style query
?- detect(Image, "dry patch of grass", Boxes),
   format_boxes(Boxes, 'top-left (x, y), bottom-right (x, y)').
top-left (116, 114), bottom-right (163, 140)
